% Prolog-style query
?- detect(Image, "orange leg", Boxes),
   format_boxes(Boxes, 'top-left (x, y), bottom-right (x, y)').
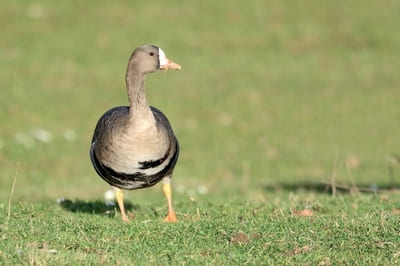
top-left (163, 182), bottom-right (177, 222)
top-left (113, 187), bottom-right (130, 222)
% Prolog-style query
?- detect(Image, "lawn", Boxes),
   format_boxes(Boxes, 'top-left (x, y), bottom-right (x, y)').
top-left (1, 0), bottom-right (400, 264)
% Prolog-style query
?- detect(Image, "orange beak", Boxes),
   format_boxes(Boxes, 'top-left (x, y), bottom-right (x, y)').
top-left (160, 58), bottom-right (181, 70)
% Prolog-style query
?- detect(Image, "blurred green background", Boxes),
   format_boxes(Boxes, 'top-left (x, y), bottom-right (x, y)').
top-left (1, 0), bottom-right (399, 202)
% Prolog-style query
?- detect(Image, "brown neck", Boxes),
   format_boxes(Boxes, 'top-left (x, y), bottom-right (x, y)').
top-left (125, 70), bottom-right (152, 120)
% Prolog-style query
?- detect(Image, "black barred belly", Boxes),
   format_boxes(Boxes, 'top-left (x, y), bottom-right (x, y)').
top-left (90, 142), bottom-right (179, 190)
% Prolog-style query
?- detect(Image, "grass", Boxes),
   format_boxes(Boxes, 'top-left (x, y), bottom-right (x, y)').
top-left (1, 193), bottom-right (400, 264)
top-left (1, 0), bottom-right (400, 264)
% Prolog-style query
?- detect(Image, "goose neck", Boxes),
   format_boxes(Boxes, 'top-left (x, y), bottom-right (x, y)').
top-left (126, 70), bottom-right (148, 106)
top-left (125, 70), bottom-right (154, 124)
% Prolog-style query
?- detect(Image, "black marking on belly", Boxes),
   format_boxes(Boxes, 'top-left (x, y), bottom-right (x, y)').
top-left (138, 145), bottom-right (171, 169)
top-left (90, 141), bottom-right (179, 190)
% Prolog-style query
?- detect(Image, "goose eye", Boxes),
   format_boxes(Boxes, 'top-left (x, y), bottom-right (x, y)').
top-left (149, 52), bottom-right (154, 56)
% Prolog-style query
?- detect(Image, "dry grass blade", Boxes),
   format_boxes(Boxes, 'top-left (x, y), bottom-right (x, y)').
top-left (230, 232), bottom-right (249, 245)
top-left (286, 245), bottom-right (313, 256)
top-left (330, 149), bottom-right (339, 197)
top-left (7, 163), bottom-right (19, 223)
top-left (291, 209), bottom-right (314, 217)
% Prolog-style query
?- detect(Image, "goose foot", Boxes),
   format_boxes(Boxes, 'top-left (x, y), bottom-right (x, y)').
top-left (113, 186), bottom-right (131, 223)
top-left (164, 212), bottom-right (178, 223)
top-left (162, 181), bottom-right (177, 222)
top-left (121, 214), bottom-right (130, 223)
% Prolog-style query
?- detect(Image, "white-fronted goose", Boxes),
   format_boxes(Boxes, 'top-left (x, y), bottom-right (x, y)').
top-left (90, 45), bottom-right (181, 222)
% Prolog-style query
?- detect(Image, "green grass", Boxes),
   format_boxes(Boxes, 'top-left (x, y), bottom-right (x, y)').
top-left (1, 0), bottom-right (400, 264)
top-left (2, 194), bottom-right (400, 264)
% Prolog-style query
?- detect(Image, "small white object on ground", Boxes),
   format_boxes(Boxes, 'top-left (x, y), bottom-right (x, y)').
top-left (104, 189), bottom-right (115, 201)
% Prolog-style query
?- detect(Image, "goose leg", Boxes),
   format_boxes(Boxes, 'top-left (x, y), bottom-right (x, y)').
top-left (113, 186), bottom-right (130, 222)
top-left (162, 177), bottom-right (177, 222)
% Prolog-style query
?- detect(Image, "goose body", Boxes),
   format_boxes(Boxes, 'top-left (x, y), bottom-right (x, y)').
top-left (89, 45), bottom-right (181, 222)
top-left (90, 106), bottom-right (179, 189)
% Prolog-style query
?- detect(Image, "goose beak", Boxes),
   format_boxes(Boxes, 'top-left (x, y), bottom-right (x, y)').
top-left (160, 59), bottom-right (181, 70)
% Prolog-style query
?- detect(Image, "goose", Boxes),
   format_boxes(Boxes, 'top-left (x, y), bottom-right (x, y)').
top-left (90, 45), bottom-right (181, 222)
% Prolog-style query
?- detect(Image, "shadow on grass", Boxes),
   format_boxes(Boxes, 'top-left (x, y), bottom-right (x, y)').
top-left (264, 182), bottom-right (400, 194)
top-left (58, 199), bottom-right (138, 218)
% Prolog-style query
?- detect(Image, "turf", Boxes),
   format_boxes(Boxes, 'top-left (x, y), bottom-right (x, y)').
top-left (1, 194), bottom-right (400, 264)
top-left (1, 0), bottom-right (400, 264)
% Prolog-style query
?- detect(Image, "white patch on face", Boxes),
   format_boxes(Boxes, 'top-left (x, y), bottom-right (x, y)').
top-left (158, 48), bottom-right (167, 67)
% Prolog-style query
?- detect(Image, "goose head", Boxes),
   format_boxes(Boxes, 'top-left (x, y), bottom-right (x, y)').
top-left (127, 45), bottom-right (181, 75)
